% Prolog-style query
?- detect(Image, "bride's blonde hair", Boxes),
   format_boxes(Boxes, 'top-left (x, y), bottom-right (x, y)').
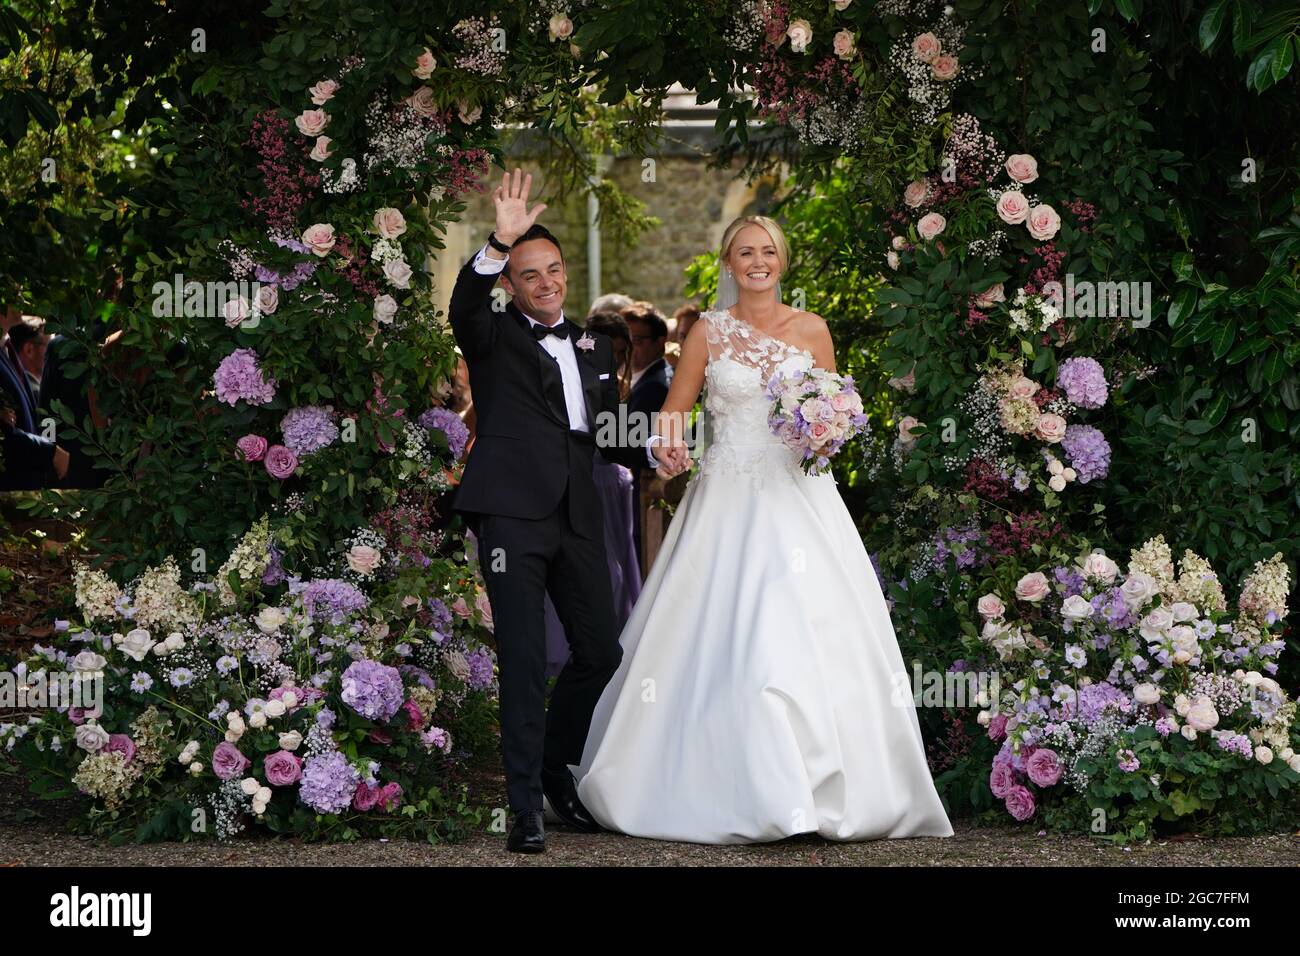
top-left (719, 215), bottom-right (790, 277)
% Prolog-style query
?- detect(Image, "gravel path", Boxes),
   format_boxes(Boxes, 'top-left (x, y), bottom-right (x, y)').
top-left (3, 814), bottom-right (1296, 867)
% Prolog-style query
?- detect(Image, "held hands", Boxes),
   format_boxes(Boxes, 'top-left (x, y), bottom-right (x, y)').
top-left (492, 167), bottom-right (547, 246)
top-left (653, 440), bottom-right (691, 479)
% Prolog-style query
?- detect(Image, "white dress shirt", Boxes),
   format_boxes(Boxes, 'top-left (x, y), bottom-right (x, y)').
top-left (472, 242), bottom-right (664, 467)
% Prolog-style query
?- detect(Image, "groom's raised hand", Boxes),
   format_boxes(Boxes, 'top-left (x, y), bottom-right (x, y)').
top-left (491, 168), bottom-right (548, 249)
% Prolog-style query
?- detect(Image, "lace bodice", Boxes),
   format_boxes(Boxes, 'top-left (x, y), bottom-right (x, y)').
top-left (694, 308), bottom-right (816, 489)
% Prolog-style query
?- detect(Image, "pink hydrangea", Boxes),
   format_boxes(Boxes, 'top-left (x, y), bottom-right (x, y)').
top-left (214, 349), bottom-right (276, 406)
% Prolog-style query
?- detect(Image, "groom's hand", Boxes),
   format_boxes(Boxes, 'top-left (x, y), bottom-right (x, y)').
top-left (490, 168), bottom-right (547, 252)
top-left (653, 440), bottom-right (690, 478)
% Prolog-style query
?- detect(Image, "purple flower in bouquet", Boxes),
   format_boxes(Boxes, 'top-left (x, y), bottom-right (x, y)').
top-left (1004, 785), bottom-right (1036, 821)
top-left (280, 405), bottom-right (339, 456)
top-left (465, 647), bottom-right (495, 691)
top-left (104, 734), bottom-right (136, 763)
top-left (263, 444), bottom-right (299, 479)
top-left (1154, 715), bottom-right (1177, 736)
top-left (262, 541), bottom-right (286, 586)
top-left (1060, 424), bottom-right (1110, 483)
top-left (1095, 588), bottom-right (1137, 630)
top-left (1056, 357), bottom-right (1108, 409)
top-left (1073, 681), bottom-right (1132, 724)
top-left (427, 598), bottom-right (453, 642)
top-left (212, 741), bottom-right (251, 780)
top-left (419, 407), bottom-right (470, 459)
top-left (766, 366), bottom-right (868, 476)
top-left (299, 751), bottom-right (360, 813)
top-left (1025, 747), bottom-right (1062, 786)
top-left (989, 761), bottom-right (1016, 798)
top-left (264, 749), bottom-right (303, 786)
top-left (1053, 565), bottom-right (1086, 598)
top-left (340, 659), bottom-right (405, 721)
top-left (1116, 749), bottom-right (1140, 772)
top-left (214, 348), bottom-right (276, 406)
top-left (296, 578), bottom-right (368, 623)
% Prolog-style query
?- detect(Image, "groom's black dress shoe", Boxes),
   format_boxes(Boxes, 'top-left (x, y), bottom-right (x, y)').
top-left (542, 767), bottom-right (601, 832)
top-left (506, 809), bottom-right (546, 853)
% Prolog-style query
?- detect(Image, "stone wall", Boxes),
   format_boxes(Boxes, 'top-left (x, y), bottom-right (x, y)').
top-left (429, 127), bottom-right (785, 323)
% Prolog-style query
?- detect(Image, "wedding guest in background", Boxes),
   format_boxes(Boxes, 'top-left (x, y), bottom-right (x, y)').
top-left (664, 304), bottom-right (700, 370)
top-left (38, 332), bottom-right (109, 489)
top-left (542, 310), bottom-right (642, 676)
top-left (620, 300), bottom-right (673, 567)
top-left (0, 314), bottom-right (67, 490)
top-left (587, 292), bottom-right (632, 317)
top-left (8, 319), bottom-right (49, 395)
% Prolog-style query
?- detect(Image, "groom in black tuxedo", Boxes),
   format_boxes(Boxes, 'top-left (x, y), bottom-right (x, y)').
top-left (448, 169), bottom-right (682, 852)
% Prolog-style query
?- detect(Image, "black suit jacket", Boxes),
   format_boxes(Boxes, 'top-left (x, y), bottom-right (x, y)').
top-left (447, 258), bottom-right (644, 539)
top-left (0, 338), bottom-right (55, 490)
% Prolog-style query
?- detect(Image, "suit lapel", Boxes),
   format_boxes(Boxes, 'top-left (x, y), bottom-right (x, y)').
top-left (568, 320), bottom-right (602, 429)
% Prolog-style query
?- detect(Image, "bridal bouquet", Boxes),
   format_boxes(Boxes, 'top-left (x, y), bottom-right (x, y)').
top-left (765, 366), bottom-right (869, 475)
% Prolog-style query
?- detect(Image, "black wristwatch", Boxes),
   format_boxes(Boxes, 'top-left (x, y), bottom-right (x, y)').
top-left (486, 231), bottom-right (513, 254)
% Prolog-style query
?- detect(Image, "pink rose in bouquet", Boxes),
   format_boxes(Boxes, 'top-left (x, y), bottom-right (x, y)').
top-left (765, 365), bottom-right (868, 476)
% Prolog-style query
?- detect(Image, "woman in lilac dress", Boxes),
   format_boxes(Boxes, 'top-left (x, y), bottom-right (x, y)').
top-left (543, 311), bottom-right (642, 676)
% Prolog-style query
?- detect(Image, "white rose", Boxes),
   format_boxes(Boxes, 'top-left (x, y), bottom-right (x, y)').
top-left (164, 632), bottom-right (184, 651)
top-left (279, 730), bottom-right (303, 751)
top-left (1139, 606), bottom-right (1174, 639)
top-left (886, 251), bottom-right (900, 270)
top-left (1180, 724), bottom-right (1197, 741)
top-left (188, 761), bottom-right (204, 776)
top-left (1185, 696), bottom-right (1219, 732)
top-left (264, 699), bottom-right (286, 719)
top-left (281, 691), bottom-right (299, 709)
top-left (240, 777), bottom-right (261, 796)
top-left (71, 650), bottom-right (107, 673)
top-left (249, 712), bottom-right (267, 729)
top-left (1061, 594), bottom-right (1094, 621)
top-left (1255, 745), bottom-right (1274, 764)
top-left (224, 728), bottom-right (244, 743)
top-left (75, 722), bottom-right (110, 753)
top-left (787, 18), bottom-right (813, 51)
top-left (117, 628), bottom-right (155, 662)
top-left (1120, 571), bottom-right (1156, 608)
top-left (1133, 683), bottom-right (1161, 705)
top-left (179, 740), bottom-right (200, 764)
top-left (383, 258), bottom-right (413, 289)
top-left (373, 294), bottom-right (398, 324)
top-left (1048, 474), bottom-right (1067, 492)
top-left (256, 606), bottom-right (287, 634)
top-left (255, 786), bottom-right (272, 803)
top-left (548, 14), bottom-right (574, 40)
top-left (1169, 601), bottom-right (1198, 622)
top-left (1288, 755), bottom-right (1300, 773)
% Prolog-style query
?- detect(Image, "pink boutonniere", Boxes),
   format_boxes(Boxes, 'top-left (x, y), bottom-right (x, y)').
top-left (575, 332), bottom-right (595, 351)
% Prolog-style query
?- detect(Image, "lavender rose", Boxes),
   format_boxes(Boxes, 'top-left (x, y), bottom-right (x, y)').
top-left (264, 444), bottom-right (299, 480)
top-left (212, 741), bottom-right (251, 781)
top-left (263, 749), bottom-right (303, 786)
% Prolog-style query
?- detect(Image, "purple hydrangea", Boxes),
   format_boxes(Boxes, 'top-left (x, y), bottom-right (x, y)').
top-left (294, 578), bottom-right (369, 624)
top-left (340, 660), bottom-right (405, 721)
top-left (1073, 681), bottom-right (1132, 725)
top-left (465, 647), bottom-right (495, 691)
top-left (280, 405), bottom-right (339, 456)
top-left (213, 348), bottom-right (276, 406)
top-left (1053, 565), bottom-right (1086, 599)
top-left (298, 751), bottom-right (360, 814)
top-left (1056, 357), bottom-right (1108, 409)
top-left (419, 407), bottom-right (470, 460)
top-left (1060, 424), bottom-right (1111, 483)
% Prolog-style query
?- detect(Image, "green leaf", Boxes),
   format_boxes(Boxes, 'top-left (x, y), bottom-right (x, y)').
top-left (1167, 286), bottom-right (1198, 326)
top-left (1198, 0), bottom-right (1228, 51)
top-left (1211, 318), bottom-right (1237, 360)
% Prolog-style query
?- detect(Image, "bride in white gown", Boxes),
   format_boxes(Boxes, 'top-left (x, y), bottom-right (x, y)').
top-left (573, 216), bottom-right (954, 844)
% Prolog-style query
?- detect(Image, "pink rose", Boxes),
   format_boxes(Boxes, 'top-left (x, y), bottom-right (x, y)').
top-left (898, 415), bottom-right (922, 442)
top-left (451, 596), bottom-right (472, 618)
top-left (222, 295), bottom-right (250, 328)
top-left (457, 101), bottom-right (482, 125)
top-left (915, 212), bottom-right (946, 240)
top-left (68, 707), bottom-right (86, 725)
top-left (833, 29), bottom-right (856, 60)
top-left (264, 444), bottom-right (299, 480)
top-left (996, 190), bottom-right (1030, 225)
top-left (294, 109), bottom-right (329, 137)
top-left (412, 48), bottom-right (436, 79)
top-left (376, 781), bottom-right (403, 812)
top-left (1008, 376), bottom-right (1039, 400)
top-left (830, 393), bottom-right (852, 412)
top-left (407, 86), bottom-right (438, 117)
top-left (309, 136), bottom-right (333, 162)
top-left (368, 728), bottom-right (392, 745)
top-left (308, 79), bottom-right (339, 105)
top-left (1034, 412), bottom-right (1067, 443)
top-left (263, 749), bottom-right (302, 786)
top-left (302, 222), bottom-right (336, 257)
top-left (1026, 203), bottom-right (1061, 241)
top-left (352, 781), bottom-right (380, 811)
top-left (475, 590), bottom-right (494, 631)
top-left (989, 761), bottom-right (1015, 797)
top-left (912, 32), bottom-right (942, 63)
top-left (917, 212), bottom-right (946, 240)
top-left (1026, 748), bottom-right (1062, 787)
top-left (347, 544), bottom-right (381, 575)
top-left (212, 741), bottom-right (251, 781)
top-left (931, 55), bottom-right (959, 81)
top-left (987, 714), bottom-right (1008, 742)
top-left (902, 179), bottom-right (929, 208)
top-left (786, 18), bottom-right (813, 51)
top-left (383, 258), bottom-right (413, 289)
top-left (237, 434), bottom-right (268, 462)
top-left (1015, 572), bottom-right (1050, 603)
top-left (977, 593), bottom-right (1006, 619)
top-left (104, 734), bottom-right (136, 763)
top-left (1005, 153), bottom-right (1039, 184)
top-left (1004, 785), bottom-right (1036, 821)
top-left (807, 421), bottom-right (833, 449)
top-left (973, 283), bottom-right (1005, 309)
top-left (255, 284), bottom-right (278, 315)
top-left (372, 207), bottom-right (406, 239)
top-left (548, 14), bottom-right (574, 41)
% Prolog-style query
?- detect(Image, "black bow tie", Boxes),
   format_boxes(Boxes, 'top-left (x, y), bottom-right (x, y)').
top-left (531, 321), bottom-right (569, 341)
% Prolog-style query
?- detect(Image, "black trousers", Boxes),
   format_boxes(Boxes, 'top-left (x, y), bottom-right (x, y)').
top-left (475, 483), bottom-right (623, 812)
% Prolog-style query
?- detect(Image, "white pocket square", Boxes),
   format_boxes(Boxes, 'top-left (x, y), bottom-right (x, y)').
top-left (599, 373), bottom-right (611, 380)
